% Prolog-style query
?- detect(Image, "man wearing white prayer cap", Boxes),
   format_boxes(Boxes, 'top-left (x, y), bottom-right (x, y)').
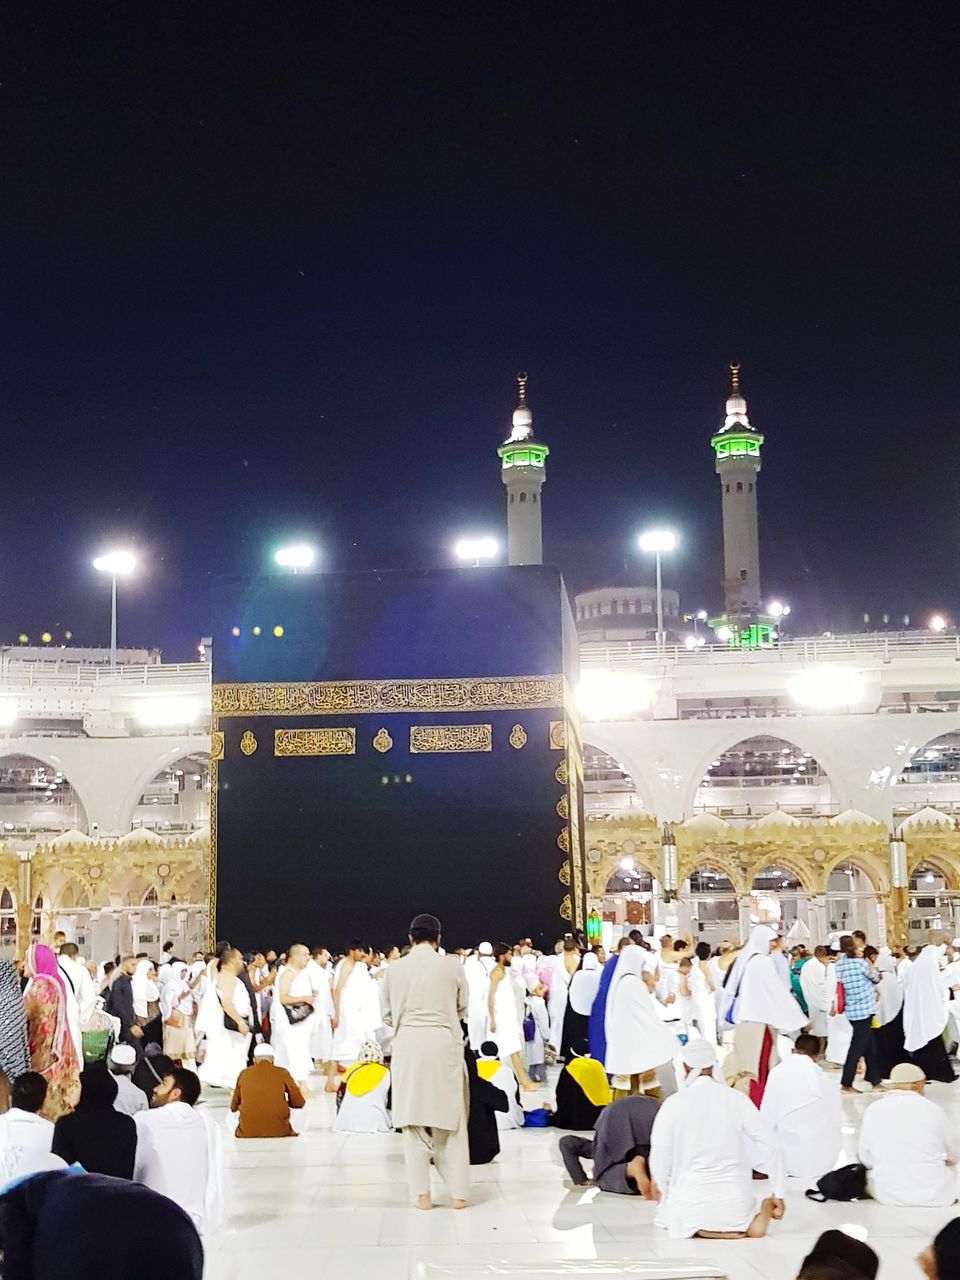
top-left (649, 1035), bottom-right (786, 1239)
top-left (109, 1042), bottom-right (148, 1115)
top-left (858, 1062), bottom-right (960, 1206)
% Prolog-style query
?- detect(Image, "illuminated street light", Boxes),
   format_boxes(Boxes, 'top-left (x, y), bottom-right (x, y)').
top-left (930, 614), bottom-right (948, 633)
top-left (274, 544), bottom-right (316, 572)
top-left (790, 667), bottom-right (865, 710)
top-left (453, 536), bottom-right (498, 567)
top-left (575, 670), bottom-right (651, 720)
top-left (637, 529), bottom-right (678, 653)
top-left (92, 550), bottom-right (136, 666)
top-left (768, 600), bottom-right (791, 619)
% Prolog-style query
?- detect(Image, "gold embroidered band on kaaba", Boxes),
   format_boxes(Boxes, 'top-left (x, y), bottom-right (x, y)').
top-left (212, 675), bottom-right (565, 717)
top-left (409, 724), bottom-right (492, 753)
top-left (275, 728), bottom-right (356, 756)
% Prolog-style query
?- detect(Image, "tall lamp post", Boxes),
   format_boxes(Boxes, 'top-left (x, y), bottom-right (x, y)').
top-left (92, 550), bottom-right (136, 666)
top-left (768, 599), bottom-right (791, 644)
top-left (274, 544), bottom-right (316, 574)
top-left (453, 536), bottom-right (498, 568)
top-left (638, 529), bottom-right (678, 653)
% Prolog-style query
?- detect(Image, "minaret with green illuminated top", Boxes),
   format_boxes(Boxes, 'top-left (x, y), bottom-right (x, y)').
top-left (499, 373), bottom-right (549, 565)
top-left (712, 362), bottom-right (764, 618)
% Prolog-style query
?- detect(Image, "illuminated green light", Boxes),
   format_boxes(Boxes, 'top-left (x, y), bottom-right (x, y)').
top-left (712, 433), bottom-right (761, 459)
top-left (499, 444), bottom-right (549, 469)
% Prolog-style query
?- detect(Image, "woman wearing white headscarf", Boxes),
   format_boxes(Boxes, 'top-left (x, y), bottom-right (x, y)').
top-left (560, 952), bottom-right (601, 1060)
top-left (604, 945), bottom-right (679, 1096)
top-left (903, 944), bottom-right (956, 1083)
top-left (722, 925), bottom-right (806, 1106)
top-left (131, 961), bottom-right (160, 1025)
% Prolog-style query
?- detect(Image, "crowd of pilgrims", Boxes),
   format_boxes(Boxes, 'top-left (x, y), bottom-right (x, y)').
top-left (2, 923), bottom-right (960, 1277)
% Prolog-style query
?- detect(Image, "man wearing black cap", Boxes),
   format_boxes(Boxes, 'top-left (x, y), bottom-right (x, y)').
top-left (381, 913), bottom-right (470, 1210)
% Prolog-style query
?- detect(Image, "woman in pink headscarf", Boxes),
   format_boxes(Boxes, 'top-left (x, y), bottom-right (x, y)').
top-left (22, 943), bottom-right (81, 1119)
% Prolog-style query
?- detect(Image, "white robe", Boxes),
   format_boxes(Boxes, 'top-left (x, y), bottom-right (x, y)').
top-left (650, 1075), bottom-right (784, 1238)
top-left (799, 958), bottom-right (831, 1038)
top-left (490, 1060), bottom-right (525, 1129)
top-left (759, 1052), bottom-right (842, 1181)
top-left (858, 1091), bottom-right (960, 1207)
top-left (332, 961), bottom-right (381, 1063)
top-left (464, 954), bottom-right (491, 1050)
top-left (0, 1109), bottom-right (56, 1188)
top-left (196, 973), bottom-right (252, 1089)
top-left (604, 946), bottom-right (679, 1077)
top-left (271, 965), bottom-right (316, 1082)
top-left (734, 953), bottom-right (806, 1034)
top-left (134, 1101), bottom-right (224, 1234)
top-left (491, 969), bottom-right (522, 1059)
top-left (306, 959), bottom-right (334, 1062)
top-left (546, 957), bottom-right (572, 1052)
top-left (59, 955), bottom-right (98, 1027)
top-left (688, 960), bottom-right (716, 1044)
top-left (904, 945), bottom-right (950, 1053)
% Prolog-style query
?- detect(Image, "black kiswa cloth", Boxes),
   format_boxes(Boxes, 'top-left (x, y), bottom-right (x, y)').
top-left (465, 1044), bottom-right (508, 1164)
top-left (0, 1169), bottom-right (203, 1280)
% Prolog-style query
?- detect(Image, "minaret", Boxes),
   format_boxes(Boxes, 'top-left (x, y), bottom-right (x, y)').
top-left (498, 373), bottom-right (549, 566)
top-left (711, 362), bottom-right (764, 616)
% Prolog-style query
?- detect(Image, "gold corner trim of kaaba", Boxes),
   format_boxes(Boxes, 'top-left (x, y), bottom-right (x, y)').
top-left (549, 720), bottom-right (566, 751)
top-left (556, 794), bottom-right (570, 819)
top-left (558, 860), bottom-right (571, 885)
top-left (559, 894), bottom-right (573, 921)
top-left (409, 724), bottom-right (492, 753)
top-left (210, 730), bottom-right (224, 762)
top-left (212, 674), bottom-right (565, 717)
top-left (554, 759), bottom-right (569, 785)
top-left (274, 727), bottom-right (356, 757)
top-left (557, 827), bottom-right (570, 853)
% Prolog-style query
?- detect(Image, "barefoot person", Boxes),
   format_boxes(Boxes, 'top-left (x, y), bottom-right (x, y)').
top-left (559, 1094), bottom-right (660, 1195)
top-left (649, 1038), bottom-right (786, 1240)
top-left (381, 912), bottom-right (470, 1211)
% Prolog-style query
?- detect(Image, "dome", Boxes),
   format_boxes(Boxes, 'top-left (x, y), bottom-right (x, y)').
top-left (754, 808), bottom-right (803, 828)
top-left (829, 808), bottom-right (883, 827)
top-left (901, 806), bottom-right (954, 830)
top-left (681, 812), bottom-right (731, 834)
top-left (47, 828), bottom-right (98, 848)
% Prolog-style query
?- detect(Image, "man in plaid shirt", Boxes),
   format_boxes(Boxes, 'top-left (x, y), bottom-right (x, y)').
top-left (834, 937), bottom-right (882, 1092)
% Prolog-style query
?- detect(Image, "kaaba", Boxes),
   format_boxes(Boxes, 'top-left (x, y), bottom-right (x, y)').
top-left (209, 566), bottom-right (585, 952)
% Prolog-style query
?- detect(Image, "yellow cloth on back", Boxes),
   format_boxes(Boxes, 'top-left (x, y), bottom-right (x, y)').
top-left (566, 1055), bottom-right (612, 1107)
top-left (344, 1061), bottom-right (388, 1097)
top-left (477, 1058), bottom-right (501, 1082)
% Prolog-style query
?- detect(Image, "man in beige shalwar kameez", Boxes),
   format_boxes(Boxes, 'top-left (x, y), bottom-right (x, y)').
top-left (381, 912), bottom-right (470, 1210)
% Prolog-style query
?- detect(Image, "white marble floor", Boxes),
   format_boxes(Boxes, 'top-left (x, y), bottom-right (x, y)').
top-left (199, 1072), bottom-right (960, 1280)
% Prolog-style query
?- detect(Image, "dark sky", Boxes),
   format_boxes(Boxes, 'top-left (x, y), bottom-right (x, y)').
top-left (1, 5), bottom-right (957, 658)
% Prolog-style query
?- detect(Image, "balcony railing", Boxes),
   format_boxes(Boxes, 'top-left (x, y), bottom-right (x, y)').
top-left (579, 632), bottom-right (960, 670)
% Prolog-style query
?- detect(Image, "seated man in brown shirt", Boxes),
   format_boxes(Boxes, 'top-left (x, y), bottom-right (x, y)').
top-left (230, 1043), bottom-right (306, 1137)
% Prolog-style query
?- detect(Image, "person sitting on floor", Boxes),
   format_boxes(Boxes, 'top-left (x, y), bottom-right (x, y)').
top-left (52, 1065), bottom-right (138, 1178)
top-left (858, 1061), bottom-right (960, 1206)
top-left (108, 1043), bottom-right (149, 1115)
top-left (549, 1055), bottom-right (612, 1130)
top-left (230, 1042), bottom-right (305, 1138)
top-left (649, 1038), bottom-right (786, 1240)
top-left (464, 1042), bottom-right (509, 1164)
top-left (476, 1041), bottom-right (524, 1129)
top-left (0, 1072), bottom-right (65, 1185)
top-left (560, 1094), bottom-right (659, 1196)
top-left (134, 1067), bottom-right (223, 1234)
top-left (333, 1039), bottom-right (392, 1134)
top-left (760, 1034), bottom-right (842, 1182)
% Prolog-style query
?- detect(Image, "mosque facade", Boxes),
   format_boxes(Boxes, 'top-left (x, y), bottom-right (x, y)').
top-left (0, 371), bottom-right (958, 955)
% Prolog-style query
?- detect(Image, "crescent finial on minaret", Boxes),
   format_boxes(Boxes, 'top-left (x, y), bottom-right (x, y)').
top-left (729, 362), bottom-right (741, 394)
top-left (516, 372), bottom-right (528, 405)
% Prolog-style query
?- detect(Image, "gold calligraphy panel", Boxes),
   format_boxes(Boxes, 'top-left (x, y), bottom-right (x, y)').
top-left (409, 724), bottom-right (492, 754)
top-left (213, 675), bottom-right (564, 717)
top-left (274, 728), bottom-right (356, 757)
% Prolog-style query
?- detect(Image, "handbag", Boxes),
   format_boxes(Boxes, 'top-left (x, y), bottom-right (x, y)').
top-left (836, 981), bottom-right (845, 1015)
top-left (522, 1011), bottom-right (536, 1042)
top-left (805, 1162), bottom-right (867, 1202)
top-left (223, 1011), bottom-right (241, 1032)
top-left (284, 1001), bottom-right (314, 1025)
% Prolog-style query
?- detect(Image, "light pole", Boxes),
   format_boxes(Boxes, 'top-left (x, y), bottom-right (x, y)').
top-left (92, 551), bottom-right (136, 666)
top-left (768, 599), bottom-right (791, 644)
top-left (638, 529), bottom-right (678, 653)
top-left (453, 536), bottom-right (498, 568)
top-left (274, 544), bottom-right (316, 574)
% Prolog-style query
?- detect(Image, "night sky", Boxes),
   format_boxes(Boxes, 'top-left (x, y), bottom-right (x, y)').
top-left (1, 6), bottom-right (957, 658)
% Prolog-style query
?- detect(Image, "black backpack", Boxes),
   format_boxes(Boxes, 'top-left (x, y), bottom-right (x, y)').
top-left (805, 1162), bottom-right (868, 1202)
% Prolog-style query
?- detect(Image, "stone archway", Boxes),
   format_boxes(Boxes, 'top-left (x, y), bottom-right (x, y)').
top-left (691, 734), bottom-right (834, 821)
top-left (0, 751), bottom-right (91, 838)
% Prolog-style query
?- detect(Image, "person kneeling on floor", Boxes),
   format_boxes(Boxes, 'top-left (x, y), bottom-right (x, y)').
top-left (560, 1094), bottom-right (659, 1195)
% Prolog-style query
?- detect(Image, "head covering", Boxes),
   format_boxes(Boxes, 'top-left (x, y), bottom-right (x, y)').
top-left (588, 952), bottom-right (619, 1064)
top-left (25, 943), bottom-right (66, 995)
top-left (681, 1037), bottom-right (718, 1080)
top-left (478, 942), bottom-right (493, 956)
top-left (110, 1044), bottom-right (137, 1067)
top-left (890, 1061), bottom-right (926, 1084)
top-left (520, 954), bottom-right (537, 973)
top-left (409, 912), bottom-right (441, 934)
top-left (479, 1040), bottom-right (499, 1059)
top-left (903, 944), bottom-right (949, 1052)
top-left (75, 1066), bottom-right (119, 1110)
top-left (0, 958), bottom-right (30, 1080)
top-left (722, 926), bottom-right (776, 1006)
top-left (729, 926), bottom-right (806, 1032)
top-left (524, 972), bottom-right (542, 994)
top-left (568, 951), bottom-right (602, 1015)
top-left (253, 1043), bottom-right (275, 1059)
top-left (357, 1039), bottom-right (384, 1064)
top-left (565, 1055), bottom-right (612, 1107)
top-left (604, 945), bottom-right (679, 1075)
top-left (0, 1169), bottom-right (203, 1280)
top-left (131, 960), bottom-right (158, 1019)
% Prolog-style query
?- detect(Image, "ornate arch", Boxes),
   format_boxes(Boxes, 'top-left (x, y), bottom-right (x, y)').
top-left (821, 850), bottom-right (889, 893)
top-left (0, 748), bottom-right (91, 831)
top-left (681, 728), bottom-right (841, 820)
top-left (748, 854), bottom-right (819, 898)
top-left (681, 854), bottom-right (746, 897)
top-left (907, 848), bottom-right (960, 891)
top-left (117, 744), bottom-right (210, 836)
